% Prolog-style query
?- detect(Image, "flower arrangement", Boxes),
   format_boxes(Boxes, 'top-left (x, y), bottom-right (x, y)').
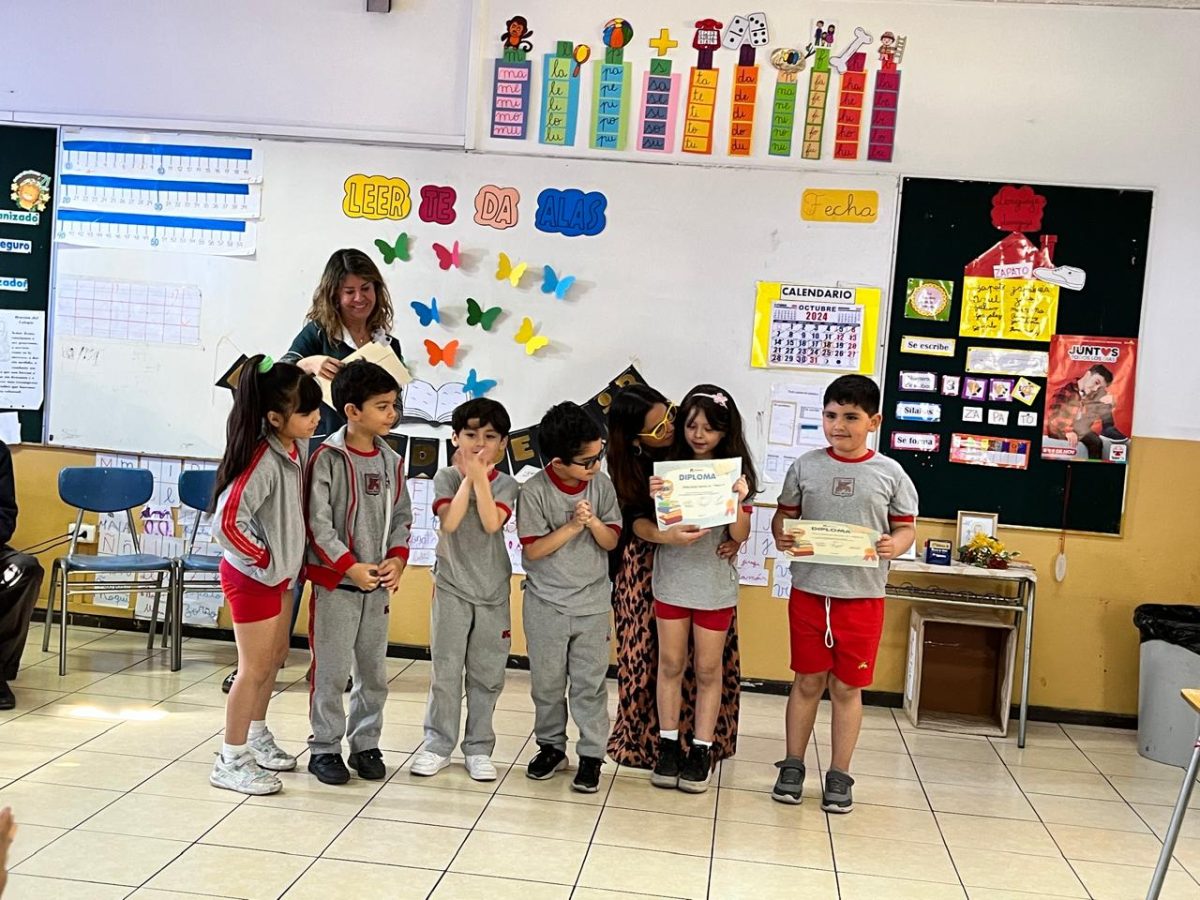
top-left (958, 532), bottom-right (1020, 569)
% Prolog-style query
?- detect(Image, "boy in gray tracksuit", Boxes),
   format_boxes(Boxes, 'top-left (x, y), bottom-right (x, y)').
top-left (412, 398), bottom-right (518, 782)
top-left (519, 402), bottom-right (621, 793)
top-left (305, 361), bottom-right (411, 785)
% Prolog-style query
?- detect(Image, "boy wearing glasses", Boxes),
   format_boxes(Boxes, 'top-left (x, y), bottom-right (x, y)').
top-left (519, 401), bottom-right (622, 792)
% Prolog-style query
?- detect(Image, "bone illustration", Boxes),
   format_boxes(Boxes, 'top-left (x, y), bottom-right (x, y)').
top-left (830, 26), bottom-right (872, 74)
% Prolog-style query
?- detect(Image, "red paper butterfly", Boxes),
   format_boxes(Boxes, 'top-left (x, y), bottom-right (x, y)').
top-left (432, 240), bottom-right (461, 271)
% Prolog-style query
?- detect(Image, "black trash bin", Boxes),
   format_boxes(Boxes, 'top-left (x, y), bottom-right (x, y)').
top-left (1134, 604), bottom-right (1200, 766)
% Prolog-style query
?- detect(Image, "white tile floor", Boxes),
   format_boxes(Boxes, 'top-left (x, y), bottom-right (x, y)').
top-left (1, 625), bottom-right (1197, 899)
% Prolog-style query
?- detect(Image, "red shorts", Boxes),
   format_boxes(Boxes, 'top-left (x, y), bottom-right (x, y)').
top-left (654, 599), bottom-right (735, 632)
top-left (788, 589), bottom-right (884, 688)
top-left (220, 560), bottom-right (289, 624)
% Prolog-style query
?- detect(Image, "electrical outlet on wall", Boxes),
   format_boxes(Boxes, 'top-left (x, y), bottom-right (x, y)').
top-left (67, 522), bottom-right (97, 543)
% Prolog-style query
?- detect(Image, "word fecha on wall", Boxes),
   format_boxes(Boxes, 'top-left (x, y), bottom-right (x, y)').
top-left (344, 174), bottom-right (608, 237)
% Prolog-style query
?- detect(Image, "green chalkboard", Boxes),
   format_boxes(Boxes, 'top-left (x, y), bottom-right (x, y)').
top-left (881, 178), bottom-right (1152, 535)
top-left (0, 124), bottom-right (56, 444)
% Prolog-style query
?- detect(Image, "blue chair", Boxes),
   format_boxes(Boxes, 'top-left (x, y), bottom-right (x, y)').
top-left (43, 467), bottom-right (175, 675)
top-left (156, 469), bottom-right (222, 671)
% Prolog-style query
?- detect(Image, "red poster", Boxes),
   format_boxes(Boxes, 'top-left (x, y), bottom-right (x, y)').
top-left (1042, 335), bottom-right (1136, 464)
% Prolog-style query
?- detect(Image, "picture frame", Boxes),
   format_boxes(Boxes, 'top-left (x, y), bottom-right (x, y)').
top-left (956, 510), bottom-right (999, 548)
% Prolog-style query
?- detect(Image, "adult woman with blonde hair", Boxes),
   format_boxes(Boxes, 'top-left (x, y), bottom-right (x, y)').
top-left (282, 248), bottom-right (405, 441)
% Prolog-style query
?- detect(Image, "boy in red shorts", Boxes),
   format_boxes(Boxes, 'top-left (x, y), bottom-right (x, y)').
top-left (770, 375), bottom-right (917, 812)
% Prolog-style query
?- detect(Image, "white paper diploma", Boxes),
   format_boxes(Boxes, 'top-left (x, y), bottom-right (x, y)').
top-left (653, 458), bottom-right (742, 529)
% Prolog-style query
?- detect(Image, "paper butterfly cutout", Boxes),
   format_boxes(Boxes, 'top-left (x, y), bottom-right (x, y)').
top-left (466, 297), bottom-right (503, 331)
top-left (433, 240), bottom-right (461, 271)
top-left (410, 297), bottom-right (440, 327)
top-left (540, 265), bottom-right (577, 300)
top-left (375, 233), bottom-right (410, 264)
top-left (424, 338), bottom-right (459, 368)
top-left (513, 317), bottom-right (550, 356)
top-left (495, 251), bottom-right (529, 287)
top-left (463, 368), bottom-right (498, 399)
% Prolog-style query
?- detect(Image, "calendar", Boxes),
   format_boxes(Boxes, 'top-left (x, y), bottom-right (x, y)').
top-left (751, 281), bottom-right (881, 375)
top-left (766, 300), bottom-right (864, 371)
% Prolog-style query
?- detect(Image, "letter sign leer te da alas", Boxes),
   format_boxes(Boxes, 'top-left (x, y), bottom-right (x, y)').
top-left (343, 174), bottom-right (414, 220)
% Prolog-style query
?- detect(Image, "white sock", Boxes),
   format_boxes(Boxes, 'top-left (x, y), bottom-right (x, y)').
top-left (660, 729), bottom-right (679, 741)
top-left (222, 742), bottom-right (248, 763)
top-left (694, 738), bottom-right (713, 748)
top-left (248, 720), bottom-right (268, 739)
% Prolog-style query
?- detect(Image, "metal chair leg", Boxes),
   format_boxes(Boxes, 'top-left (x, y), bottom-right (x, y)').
top-left (171, 568), bottom-right (183, 672)
top-left (157, 572), bottom-right (170, 649)
top-left (1147, 737), bottom-right (1200, 899)
top-left (146, 576), bottom-right (162, 651)
top-left (58, 571), bottom-right (69, 676)
top-left (42, 560), bottom-right (60, 652)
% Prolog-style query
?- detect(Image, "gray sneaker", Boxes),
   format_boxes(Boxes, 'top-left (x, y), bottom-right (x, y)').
top-left (247, 728), bottom-right (297, 772)
top-left (822, 768), bottom-right (855, 813)
top-left (771, 756), bottom-right (806, 805)
top-left (210, 753), bottom-right (283, 795)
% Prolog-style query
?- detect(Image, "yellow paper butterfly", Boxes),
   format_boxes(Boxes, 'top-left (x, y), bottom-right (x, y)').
top-left (495, 251), bottom-right (529, 288)
top-left (513, 316), bottom-right (550, 355)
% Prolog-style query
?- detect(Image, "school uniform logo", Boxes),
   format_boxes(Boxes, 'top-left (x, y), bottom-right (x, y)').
top-left (832, 477), bottom-right (855, 497)
top-left (365, 473), bottom-right (382, 495)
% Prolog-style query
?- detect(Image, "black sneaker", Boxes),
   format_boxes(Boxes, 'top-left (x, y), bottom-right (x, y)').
top-left (572, 756), bottom-right (603, 793)
top-left (678, 744), bottom-right (713, 794)
top-left (771, 756), bottom-right (806, 805)
top-left (348, 748), bottom-right (386, 780)
top-left (221, 670), bottom-right (237, 694)
top-left (0, 681), bottom-right (14, 711)
top-left (822, 768), bottom-right (855, 813)
top-left (650, 736), bottom-right (683, 789)
top-left (307, 752), bottom-right (350, 785)
top-left (525, 742), bottom-right (567, 780)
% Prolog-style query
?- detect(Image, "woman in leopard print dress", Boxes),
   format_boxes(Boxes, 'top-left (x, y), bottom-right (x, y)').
top-left (606, 384), bottom-right (741, 768)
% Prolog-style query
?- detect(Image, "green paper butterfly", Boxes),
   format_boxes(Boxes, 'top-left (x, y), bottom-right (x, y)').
top-left (374, 233), bottom-right (410, 264)
top-left (466, 297), bottom-right (503, 331)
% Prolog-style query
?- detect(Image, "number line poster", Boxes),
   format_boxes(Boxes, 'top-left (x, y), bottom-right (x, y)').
top-left (750, 281), bottom-right (880, 374)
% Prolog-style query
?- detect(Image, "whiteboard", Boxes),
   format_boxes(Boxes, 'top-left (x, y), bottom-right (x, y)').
top-left (47, 127), bottom-right (898, 460)
top-left (5, 0), bottom-right (471, 146)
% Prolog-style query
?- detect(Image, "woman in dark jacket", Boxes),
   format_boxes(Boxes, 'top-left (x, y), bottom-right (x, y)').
top-left (606, 384), bottom-right (742, 768)
top-left (281, 248), bottom-right (405, 440)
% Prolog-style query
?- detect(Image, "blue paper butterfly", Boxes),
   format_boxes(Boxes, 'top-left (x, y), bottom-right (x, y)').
top-left (463, 368), bottom-right (498, 399)
top-left (410, 297), bottom-right (440, 327)
top-left (540, 265), bottom-right (577, 301)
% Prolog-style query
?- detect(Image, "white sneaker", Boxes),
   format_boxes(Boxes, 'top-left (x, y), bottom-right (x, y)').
top-left (247, 728), bottom-right (297, 772)
top-left (411, 749), bottom-right (451, 776)
top-left (210, 753), bottom-right (282, 795)
top-left (465, 754), bottom-right (498, 782)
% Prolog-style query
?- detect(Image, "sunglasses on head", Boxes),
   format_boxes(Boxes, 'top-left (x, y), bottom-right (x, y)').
top-left (637, 403), bottom-right (677, 440)
top-left (571, 443), bottom-right (608, 469)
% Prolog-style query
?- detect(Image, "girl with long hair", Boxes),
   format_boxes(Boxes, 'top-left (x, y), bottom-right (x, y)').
top-left (606, 384), bottom-right (743, 771)
top-left (209, 355), bottom-right (321, 795)
top-left (649, 385), bottom-right (757, 793)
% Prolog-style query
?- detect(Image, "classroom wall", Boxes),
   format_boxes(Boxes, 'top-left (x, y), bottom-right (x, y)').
top-left (16, 436), bottom-right (1200, 716)
top-left (11, 1), bottom-right (1200, 717)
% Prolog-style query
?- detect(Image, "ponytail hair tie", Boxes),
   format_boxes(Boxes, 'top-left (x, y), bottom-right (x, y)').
top-left (257, 356), bottom-right (275, 373)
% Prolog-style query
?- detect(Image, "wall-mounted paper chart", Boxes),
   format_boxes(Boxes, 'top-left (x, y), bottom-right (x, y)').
top-left (61, 137), bottom-right (262, 182)
top-left (56, 210), bottom-right (257, 256)
top-left (55, 275), bottom-right (203, 346)
top-left (60, 175), bottom-right (262, 219)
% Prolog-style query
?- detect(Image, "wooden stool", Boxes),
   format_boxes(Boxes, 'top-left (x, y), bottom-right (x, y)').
top-left (1147, 688), bottom-right (1200, 899)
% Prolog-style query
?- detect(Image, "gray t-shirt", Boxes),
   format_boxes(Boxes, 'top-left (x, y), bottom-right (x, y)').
top-left (433, 466), bottom-right (519, 605)
top-left (517, 468), bottom-right (622, 615)
top-left (777, 448), bottom-right (919, 599)
top-left (652, 502), bottom-right (751, 610)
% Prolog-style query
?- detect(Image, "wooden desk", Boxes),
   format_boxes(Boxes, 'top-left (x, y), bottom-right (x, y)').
top-left (886, 560), bottom-right (1038, 748)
